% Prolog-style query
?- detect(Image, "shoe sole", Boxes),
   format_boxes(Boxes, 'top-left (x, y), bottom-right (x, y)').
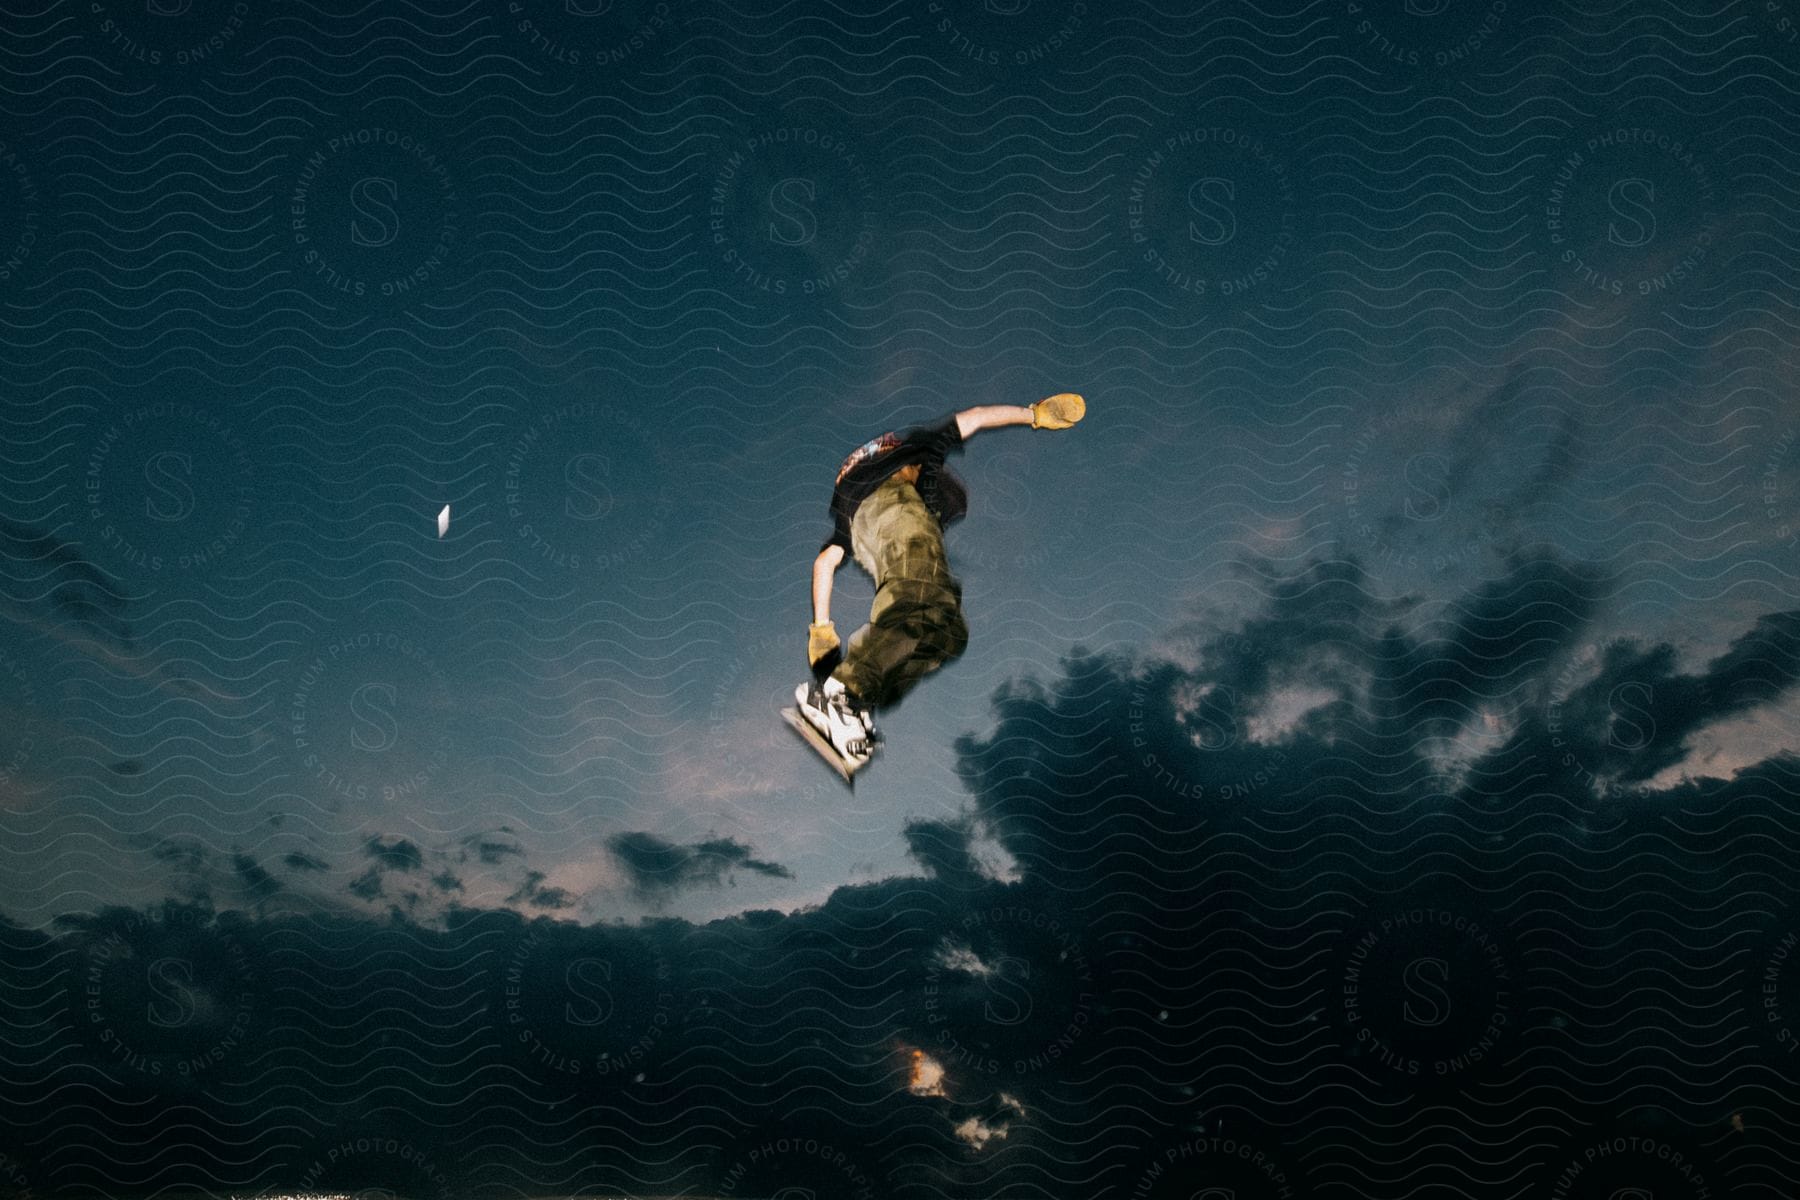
top-left (781, 707), bottom-right (864, 785)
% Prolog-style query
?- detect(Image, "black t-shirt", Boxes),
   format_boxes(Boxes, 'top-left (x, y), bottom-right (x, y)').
top-left (820, 415), bottom-right (967, 556)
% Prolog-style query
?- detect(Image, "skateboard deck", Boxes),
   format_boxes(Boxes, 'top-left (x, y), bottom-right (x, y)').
top-left (781, 707), bottom-right (859, 786)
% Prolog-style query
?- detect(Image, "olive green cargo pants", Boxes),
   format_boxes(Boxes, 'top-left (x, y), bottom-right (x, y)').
top-left (831, 475), bottom-right (970, 708)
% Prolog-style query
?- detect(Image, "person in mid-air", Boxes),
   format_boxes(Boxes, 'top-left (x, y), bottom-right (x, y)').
top-left (794, 393), bottom-right (1086, 772)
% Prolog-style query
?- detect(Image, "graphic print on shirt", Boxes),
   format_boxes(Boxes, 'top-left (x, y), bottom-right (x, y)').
top-left (837, 432), bottom-right (901, 483)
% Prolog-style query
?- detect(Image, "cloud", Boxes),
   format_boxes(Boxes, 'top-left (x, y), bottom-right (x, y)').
top-left (902, 815), bottom-right (982, 882)
top-left (503, 869), bottom-right (575, 910)
top-left (363, 836), bottom-right (423, 872)
top-left (13, 550), bottom-right (1800, 1196)
top-left (1525, 608), bottom-right (1800, 787)
top-left (474, 838), bottom-right (524, 865)
top-left (145, 839), bottom-right (290, 911)
top-left (952, 1114), bottom-right (1009, 1149)
top-left (908, 1048), bottom-right (947, 1097)
top-left (282, 851), bottom-right (329, 872)
top-left (231, 854), bottom-right (280, 906)
top-left (605, 832), bottom-right (792, 902)
top-left (1404, 546), bottom-right (1616, 733)
top-left (1694, 609), bottom-right (1800, 715)
top-left (347, 867), bottom-right (384, 900)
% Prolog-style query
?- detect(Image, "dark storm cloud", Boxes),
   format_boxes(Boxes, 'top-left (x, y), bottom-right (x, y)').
top-left (1205, 555), bottom-right (1418, 695)
top-left (363, 836), bottom-right (423, 872)
top-left (503, 869), bottom-right (574, 910)
top-left (902, 815), bottom-right (983, 884)
top-left (1521, 608), bottom-right (1800, 787)
top-left (347, 867), bottom-right (383, 900)
top-left (1156, 549), bottom-right (1611, 770)
top-left (12, 551), bottom-right (1800, 1195)
top-left (282, 851), bottom-right (329, 872)
top-left (466, 834), bottom-right (524, 866)
top-left (231, 854), bottom-right (280, 905)
top-left (1404, 546), bottom-right (1616, 730)
top-left (607, 832), bottom-right (793, 900)
top-left (1695, 609), bottom-right (1800, 714)
top-left (147, 837), bottom-right (217, 907)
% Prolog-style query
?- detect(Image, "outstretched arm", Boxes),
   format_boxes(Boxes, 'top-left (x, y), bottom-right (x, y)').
top-left (812, 544), bottom-right (845, 625)
top-left (956, 393), bottom-right (1085, 439)
top-left (955, 405), bottom-right (1034, 440)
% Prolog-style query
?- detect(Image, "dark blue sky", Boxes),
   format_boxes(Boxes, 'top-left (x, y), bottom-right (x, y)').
top-left (2, 0), bottom-right (1800, 1196)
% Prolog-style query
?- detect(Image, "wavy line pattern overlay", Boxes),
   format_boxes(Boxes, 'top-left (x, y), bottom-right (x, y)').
top-left (2, 0), bottom-right (1800, 1196)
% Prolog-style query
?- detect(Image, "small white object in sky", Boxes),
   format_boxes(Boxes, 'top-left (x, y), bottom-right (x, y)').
top-left (437, 504), bottom-right (450, 538)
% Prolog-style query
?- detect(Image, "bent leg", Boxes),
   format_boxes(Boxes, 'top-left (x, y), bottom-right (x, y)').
top-left (831, 474), bottom-right (969, 709)
top-left (833, 575), bottom-right (968, 708)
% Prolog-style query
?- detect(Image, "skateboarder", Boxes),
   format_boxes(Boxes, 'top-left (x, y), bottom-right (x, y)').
top-left (792, 393), bottom-right (1086, 775)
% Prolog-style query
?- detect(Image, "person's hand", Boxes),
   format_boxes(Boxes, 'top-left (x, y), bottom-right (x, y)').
top-left (808, 621), bottom-right (842, 679)
top-left (1031, 392), bottom-right (1085, 430)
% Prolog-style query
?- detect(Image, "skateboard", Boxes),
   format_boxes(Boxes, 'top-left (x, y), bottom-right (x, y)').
top-left (781, 707), bottom-right (861, 786)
